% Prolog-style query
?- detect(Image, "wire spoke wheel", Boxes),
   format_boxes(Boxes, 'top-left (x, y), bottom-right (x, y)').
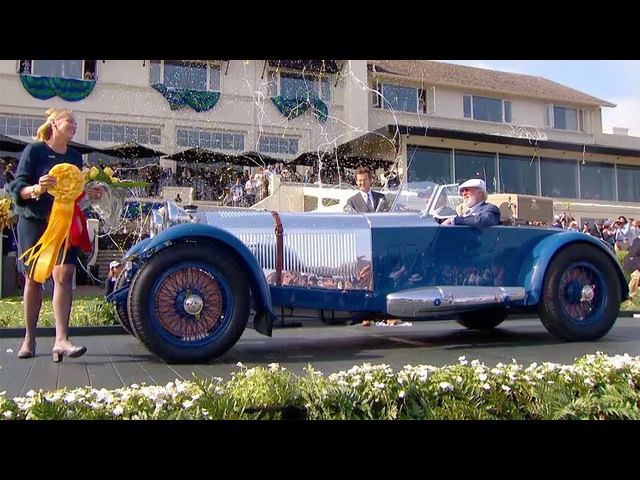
top-left (128, 243), bottom-right (250, 363)
top-left (557, 263), bottom-right (602, 325)
top-left (152, 265), bottom-right (229, 342)
top-left (539, 244), bottom-right (621, 341)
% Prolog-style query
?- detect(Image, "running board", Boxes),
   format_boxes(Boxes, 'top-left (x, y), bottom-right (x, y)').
top-left (386, 286), bottom-right (526, 318)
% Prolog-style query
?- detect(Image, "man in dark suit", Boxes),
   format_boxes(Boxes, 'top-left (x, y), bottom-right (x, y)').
top-left (346, 167), bottom-right (389, 213)
top-left (441, 178), bottom-right (500, 228)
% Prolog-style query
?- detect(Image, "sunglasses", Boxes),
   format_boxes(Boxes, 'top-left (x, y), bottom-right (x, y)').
top-left (460, 188), bottom-right (474, 193)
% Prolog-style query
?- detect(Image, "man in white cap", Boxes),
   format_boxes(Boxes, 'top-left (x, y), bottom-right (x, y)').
top-left (441, 178), bottom-right (500, 228)
top-left (105, 260), bottom-right (122, 296)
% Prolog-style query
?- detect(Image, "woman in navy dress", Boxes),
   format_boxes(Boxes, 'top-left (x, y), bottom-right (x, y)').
top-left (9, 108), bottom-right (103, 362)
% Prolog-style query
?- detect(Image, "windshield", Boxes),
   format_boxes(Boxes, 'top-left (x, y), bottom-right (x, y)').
top-left (428, 184), bottom-right (463, 217)
top-left (388, 178), bottom-right (463, 216)
top-left (388, 180), bottom-right (437, 212)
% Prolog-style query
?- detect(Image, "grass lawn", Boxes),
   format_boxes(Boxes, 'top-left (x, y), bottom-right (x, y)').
top-left (0, 293), bottom-right (117, 329)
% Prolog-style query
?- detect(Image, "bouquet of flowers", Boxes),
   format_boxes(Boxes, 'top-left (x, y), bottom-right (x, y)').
top-left (0, 196), bottom-right (15, 231)
top-left (85, 165), bottom-right (150, 189)
top-left (84, 166), bottom-right (151, 231)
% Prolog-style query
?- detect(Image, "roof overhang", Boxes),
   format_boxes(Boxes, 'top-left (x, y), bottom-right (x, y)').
top-left (387, 125), bottom-right (640, 158)
top-left (268, 60), bottom-right (342, 74)
top-left (335, 129), bottom-right (398, 162)
top-left (288, 128), bottom-right (398, 168)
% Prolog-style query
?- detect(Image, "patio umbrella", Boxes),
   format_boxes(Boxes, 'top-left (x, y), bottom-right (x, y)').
top-left (230, 151), bottom-right (282, 167)
top-left (164, 147), bottom-right (230, 165)
top-left (288, 151), bottom-right (392, 170)
top-left (287, 151), bottom-right (321, 167)
top-left (68, 140), bottom-right (106, 155)
top-left (336, 155), bottom-right (393, 170)
top-left (0, 134), bottom-right (28, 153)
top-left (101, 142), bottom-right (167, 160)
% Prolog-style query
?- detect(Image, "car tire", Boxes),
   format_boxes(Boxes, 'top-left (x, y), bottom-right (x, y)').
top-left (455, 306), bottom-right (508, 330)
top-left (127, 243), bottom-right (250, 363)
top-left (113, 269), bottom-right (135, 336)
top-left (538, 243), bottom-right (621, 341)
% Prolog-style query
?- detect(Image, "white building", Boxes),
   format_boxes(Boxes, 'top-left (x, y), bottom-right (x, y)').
top-left (1, 59), bottom-right (638, 223)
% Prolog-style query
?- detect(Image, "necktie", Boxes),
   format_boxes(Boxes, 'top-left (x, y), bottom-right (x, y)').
top-left (463, 208), bottom-right (471, 217)
top-left (366, 194), bottom-right (374, 212)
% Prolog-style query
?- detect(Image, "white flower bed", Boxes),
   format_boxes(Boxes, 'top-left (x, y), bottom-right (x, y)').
top-left (1, 352), bottom-right (638, 420)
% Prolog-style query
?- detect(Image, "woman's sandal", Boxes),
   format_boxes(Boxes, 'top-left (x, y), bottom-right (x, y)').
top-left (52, 345), bottom-right (87, 363)
top-left (17, 341), bottom-right (37, 359)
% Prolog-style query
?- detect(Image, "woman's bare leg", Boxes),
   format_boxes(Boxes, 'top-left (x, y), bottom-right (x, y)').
top-left (51, 264), bottom-right (76, 350)
top-left (20, 274), bottom-right (43, 352)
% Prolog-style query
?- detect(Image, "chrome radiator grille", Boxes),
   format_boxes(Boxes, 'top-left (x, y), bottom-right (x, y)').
top-left (236, 231), bottom-right (359, 277)
top-left (197, 210), bottom-right (373, 290)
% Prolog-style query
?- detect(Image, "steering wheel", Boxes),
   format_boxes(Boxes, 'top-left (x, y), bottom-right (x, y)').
top-left (432, 205), bottom-right (456, 224)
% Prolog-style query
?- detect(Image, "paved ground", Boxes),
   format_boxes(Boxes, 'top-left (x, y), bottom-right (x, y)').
top-left (1, 311), bottom-right (638, 400)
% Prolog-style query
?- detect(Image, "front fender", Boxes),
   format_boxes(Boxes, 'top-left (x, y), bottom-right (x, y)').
top-left (121, 237), bottom-right (152, 261)
top-left (138, 223), bottom-right (277, 336)
top-left (520, 232), bottom-right (628, 305)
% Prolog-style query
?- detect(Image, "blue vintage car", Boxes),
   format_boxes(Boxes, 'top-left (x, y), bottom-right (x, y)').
top-left (106, 177), bottom-right (629, 364)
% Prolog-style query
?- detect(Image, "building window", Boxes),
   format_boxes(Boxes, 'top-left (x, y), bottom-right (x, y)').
top-left (463, 95), bottom-right (513, 123)
top-left (544, 104), bottom-right (585, 132)
top-left (406, 146), bottom-right (452, 185)
top-left (0, 115), bottom-right (44, 138)
top-left (454, 150), bottom-right (497, 193)
top-left (498, 154), bottom-right (540, 196)
top-left (371, 83), bottom-right (436, 114)
top-left (149, 60), bottom-right (220, 92)
top-left (258, 136), bottom-right (299, 155)
top-left (579, 161), bottom-right (616, 201)
top-left (88, 122), bottom-right (161, 145)
top-left (176, 128), bottom-right (244, 151)
top-left (384, 84), bottom-right (416, 113)
top-left (20, 60), bottom-right (97, 80)
top-left (617, 164), bottom-right (640, 203)
top-left (540, 157), bottom-right (578, 199)
top-left (372, 83), bottom-right (434, 114)
top-left (267, 70), bottom-right (331, 102)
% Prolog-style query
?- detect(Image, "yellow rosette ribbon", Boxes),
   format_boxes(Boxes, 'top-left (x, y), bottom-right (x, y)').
top-left (20, 163), bottom-right (85, 283)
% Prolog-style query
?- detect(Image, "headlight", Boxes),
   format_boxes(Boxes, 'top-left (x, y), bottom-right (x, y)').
top-left (149, 209), bottom-right (164, 239)
top-left (165, 200), bottom-right (197, 226)
top-left (149, 200), bottom-right (200, 238)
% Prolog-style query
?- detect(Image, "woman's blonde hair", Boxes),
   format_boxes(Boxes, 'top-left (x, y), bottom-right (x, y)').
top-left (34, 108), bottom-right (74, 142)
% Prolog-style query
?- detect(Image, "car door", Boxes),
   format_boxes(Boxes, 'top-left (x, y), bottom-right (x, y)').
top-left (428, 224), bottom-right (502, 286)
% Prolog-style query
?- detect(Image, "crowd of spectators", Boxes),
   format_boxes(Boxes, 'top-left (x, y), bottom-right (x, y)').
top-left (100, 159), bottom-right (384, 207)
top-left (551, 213), bottom-right (639, 252)
top-left (2, 155), bottom-right (387, 214)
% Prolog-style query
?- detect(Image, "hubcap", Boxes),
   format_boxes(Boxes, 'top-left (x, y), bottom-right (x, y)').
top-left (559, 264), bottom-right (604, 324)
top-left (151, 264), bottom-right (230, 344)
top-left (184, 293), bottom-right (204, 316)
top-left (580, 285), bottom-right (595, 303)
